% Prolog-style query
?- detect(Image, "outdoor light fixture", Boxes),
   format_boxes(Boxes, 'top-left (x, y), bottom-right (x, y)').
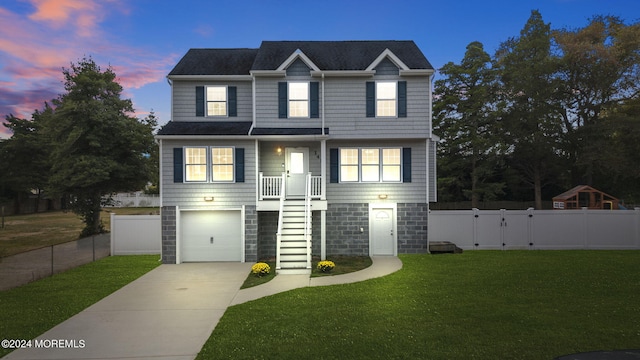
top-left (378, 194), bottom-right (388, 199)
top-left (204, 196), bottom-right (214, 202)
top-left (276, 146), bottom-right (283, 156)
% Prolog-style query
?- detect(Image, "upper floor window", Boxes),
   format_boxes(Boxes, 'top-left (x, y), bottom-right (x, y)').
top-left (195, 86), bottom-right (237, 118)
top-left (206, 86), bottom-right (227, 116)
top-left (366, 81), bottom-right (407, 118)
top-left (288, 82), bottom-right (309, 117)
top-left (376, 82), bottom-right (397, 117)
top-left (278, 82), bottom-right (319, 119)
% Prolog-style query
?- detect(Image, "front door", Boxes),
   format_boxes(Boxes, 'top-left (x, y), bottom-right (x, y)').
top-left (285, 147), bottom-right (308, 198)
top-left (371, 207), bottom-right (395, 255)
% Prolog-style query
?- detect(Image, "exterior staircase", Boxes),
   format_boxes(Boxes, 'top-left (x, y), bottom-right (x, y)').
top-left (276, 174), bottom-right (313, 275)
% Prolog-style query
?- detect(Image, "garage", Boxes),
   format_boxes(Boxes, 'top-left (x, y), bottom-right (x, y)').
top-left (180, 210), bottom-right (243, 262)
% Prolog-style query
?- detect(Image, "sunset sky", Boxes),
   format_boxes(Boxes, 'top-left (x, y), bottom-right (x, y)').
top-left (1, 0), bottom-right (638, 139)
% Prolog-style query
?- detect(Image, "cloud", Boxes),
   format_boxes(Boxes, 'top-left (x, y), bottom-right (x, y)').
top-left (0, 1), bottom-right (175, 139)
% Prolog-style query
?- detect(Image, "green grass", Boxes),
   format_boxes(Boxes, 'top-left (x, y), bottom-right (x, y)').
top-left (0, 255), bottom-right (160, 358)
top-left (198, 251), bottom-right (640, 360)
top-left (0, 208), bottom-right (159, 257)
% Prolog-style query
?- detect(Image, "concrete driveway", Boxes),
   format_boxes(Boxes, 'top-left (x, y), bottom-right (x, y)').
top-left (3, 262), bottom-right (252, 360)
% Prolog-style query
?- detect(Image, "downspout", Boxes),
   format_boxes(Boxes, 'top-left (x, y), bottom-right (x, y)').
top-left (249, 75), bottom-right (256, 135)
top-left (321, 73), bottom-right (325, 135)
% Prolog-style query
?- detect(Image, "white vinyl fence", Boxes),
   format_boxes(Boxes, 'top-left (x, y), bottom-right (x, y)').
top-left (107, 193), bottom-right (160, 207)
top-left (428, 208), bottom-right (640, 250)
top-left (110, 213), bottom-right (161, 255)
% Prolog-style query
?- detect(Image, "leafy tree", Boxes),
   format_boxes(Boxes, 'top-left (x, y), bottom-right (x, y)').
top-left (46, 57), bottom-right (156, 236)
top-left (494, 10), bottom-right (566, 209)
top-left (554, 16), bottom-right (640, 186)
top-left (434, 41), bottom-right (506, 207)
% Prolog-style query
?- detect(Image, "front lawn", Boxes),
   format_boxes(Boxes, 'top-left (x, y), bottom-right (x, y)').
top-left (0, 255), bottom-right (160, 358)
top-left (198, 251), bottom-right (640, 360)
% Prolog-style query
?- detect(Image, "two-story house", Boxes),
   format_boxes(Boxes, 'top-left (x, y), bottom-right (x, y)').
top-left (157, 41), bottom-right (437, 274)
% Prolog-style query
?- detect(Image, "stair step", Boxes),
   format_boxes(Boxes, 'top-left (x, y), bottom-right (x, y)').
top-left (279, 260), bottom-right (309, 268)
top-left (279, 247), bottom-right (308, 255)
top-left (276, 268), bottom-right (311, 275)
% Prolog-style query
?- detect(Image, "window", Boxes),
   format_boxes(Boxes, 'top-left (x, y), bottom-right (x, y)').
top-left (207, 86), bottom-right (227, 116)
top-left (288, 82), bottom-right (309, 117)
top-left (376, 82), bottom-right (397, 117)
top-left (338, 148), bottom-right (402, 183)
top-left (382, 148), bottom-right (401, 181)
top-left (340, 148), bottom-right (359, 182)
top-left (183, 146), bottom-right (235, 182)
top-left (211, 147), bottom-right (234, 182)
top-left (185, 147), bottom-right (207, 182)
top-left (361, 148), bottom-right (380, 182)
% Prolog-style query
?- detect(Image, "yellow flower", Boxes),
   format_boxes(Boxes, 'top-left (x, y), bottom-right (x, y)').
top-left (317, 260), bottom-right (335, 272)
top-left (251, 262), bottom-right (270, 276)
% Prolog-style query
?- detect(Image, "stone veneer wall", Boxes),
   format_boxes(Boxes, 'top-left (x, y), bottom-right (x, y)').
top-left (397, 203), bottom-right (428, 253)
top-left (257, 212), bottom-right (278, 260)
top-left (326, 203), bottom-right (370, 256)
top-left (161, 206), bottom-right (176, 264)
top-left (244, 206), bottom-right (258, 262)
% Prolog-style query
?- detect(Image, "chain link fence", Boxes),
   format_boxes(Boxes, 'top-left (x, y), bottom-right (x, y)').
top-left (0, 234), bottom-right (110, 291)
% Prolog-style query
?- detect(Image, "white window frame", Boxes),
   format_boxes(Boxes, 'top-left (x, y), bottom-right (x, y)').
top-left (184, 147), bottom-right (208, 183)
top-left (206, 85), bottom-right (228, 117)
top-left (183, 146), bottom-right (235, 183)
top-left (288, 82), bottom-right (309, 118)
top-left (211, 146), bottom-right (235, 182)
top-left (376, 81), bottom-right (397, 118)
top-left (338, 147), bottom-right (403, 183)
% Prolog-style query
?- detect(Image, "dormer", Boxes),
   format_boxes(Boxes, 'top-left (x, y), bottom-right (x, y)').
top-left (277, 49), bottom-right (320, 76)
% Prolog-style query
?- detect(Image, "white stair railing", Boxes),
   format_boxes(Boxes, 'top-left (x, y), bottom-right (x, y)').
top-left (304, 173), bottom-right (312, 269)
top-left (275, 172), bottom-right (286, 270)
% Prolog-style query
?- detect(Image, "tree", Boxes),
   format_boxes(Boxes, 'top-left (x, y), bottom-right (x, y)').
top-left (494, 10), bottom-right (566, 209)
top-left (434, 41), bottom-right (506, 207)
top-left (0, 106), bottom-right (53, 213)
top-left (46, 57), bottom-right (156, 236)
top-left (554, 16), bottom-right (640, 186)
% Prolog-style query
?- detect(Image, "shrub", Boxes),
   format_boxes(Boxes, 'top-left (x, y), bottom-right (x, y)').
top-left (251, 262), bottom-right (271, 277)
top-left (317, 260), bottom-right (335, 273)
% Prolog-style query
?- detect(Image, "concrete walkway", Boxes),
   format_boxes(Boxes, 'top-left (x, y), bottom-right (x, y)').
top-left (3, 256), bottom-right (402, 360)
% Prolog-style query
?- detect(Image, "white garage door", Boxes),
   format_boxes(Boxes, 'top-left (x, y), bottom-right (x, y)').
top-left (181, 211), bottom-right (242, 262)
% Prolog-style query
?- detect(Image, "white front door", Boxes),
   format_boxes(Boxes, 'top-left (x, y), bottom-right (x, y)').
top-left (285, 147), bottom-right (308, 198)
top-left (371, 207), bottom-right (395, 255)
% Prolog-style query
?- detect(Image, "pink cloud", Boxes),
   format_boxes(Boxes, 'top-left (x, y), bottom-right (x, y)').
top-left (0, 2), bottom-right (174, 139)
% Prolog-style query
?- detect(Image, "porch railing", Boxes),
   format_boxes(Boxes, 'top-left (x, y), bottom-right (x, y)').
top-left (259, 172), bottom-right (323, 199)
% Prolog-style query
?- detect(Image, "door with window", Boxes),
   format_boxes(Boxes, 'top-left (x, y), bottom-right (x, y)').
top-left (285, 147), bottom-right (308, 198)
top-left (371, 207), bottom-right (396, 255)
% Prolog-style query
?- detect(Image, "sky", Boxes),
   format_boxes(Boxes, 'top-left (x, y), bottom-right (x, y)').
top-left (1, 0), bottom-right (639, 139)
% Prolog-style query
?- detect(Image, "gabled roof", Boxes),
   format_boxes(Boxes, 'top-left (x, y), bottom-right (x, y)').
top-left (168, 48), bottom-right (259, 76)
top-left (252, 41), bottom-right (433, 71)
top-left (167, 41), bottom-right (433, 76)
top-left (553, 185), bottom-right (618, 201)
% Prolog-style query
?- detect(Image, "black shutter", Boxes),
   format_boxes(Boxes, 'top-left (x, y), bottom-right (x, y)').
top-left (330, 148), bottom-right (339, 183)
top-left (310, 82), bottom-right (319, 118)
top-left (366, 81), bottom-right (375, 117)
top-left (278, 82), bottom-right (287, 118)
top-left (196, 86), bottom-right (205, 117)
top-left (398, 81), bottom-right (407, 117)
top-left (228, 86), bottom-right (237, 117)
top-left (235, 148), bottom-right (245, 183)
top-left (173, 148), bottom-right (183, 183)
top-left (402, 147), bottom-right (411, 183)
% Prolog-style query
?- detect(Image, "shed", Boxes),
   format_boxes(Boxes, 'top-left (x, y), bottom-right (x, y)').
top-left (552, 185), bottom-right (619, 210)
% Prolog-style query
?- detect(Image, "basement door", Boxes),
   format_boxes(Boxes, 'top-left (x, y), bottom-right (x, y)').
top-left (370, 206), bottom-right (396, 256)
top-left (180, 210), bottom-right (242, 262)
